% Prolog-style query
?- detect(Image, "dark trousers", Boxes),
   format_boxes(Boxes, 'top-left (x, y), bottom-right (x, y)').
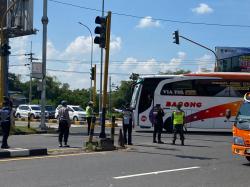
top-left (173, 124), bottom-right (185, 142)
top-left (58, 120), bottom-right (69, 144)
top-left (123, 124), bottom-right (132, 144)
top-left (153, 124), bottom-right (162, 142)
top-left (86, 117), bottom-right (92, 135)
top-left (1, 121), bottom-right (11, 147)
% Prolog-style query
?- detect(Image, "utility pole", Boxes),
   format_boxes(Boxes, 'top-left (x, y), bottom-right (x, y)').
top-left (25, 42), bottom-right (38, 104)
top-left (40, 0), bottom-right (49, 130)
top-left (109, 76), bottom-right (111, 119)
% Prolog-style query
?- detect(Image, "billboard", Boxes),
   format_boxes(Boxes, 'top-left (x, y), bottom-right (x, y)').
top-left (0, 0), bottom-right (7, 28)
top-left (216, 47), bottom-right (250, 60)
top-left (216, 47), bottom-right (250, 72)
top-left (31, 62), bottom-right (43, 79)
top-left (2, 0), bottom-right (35, 38)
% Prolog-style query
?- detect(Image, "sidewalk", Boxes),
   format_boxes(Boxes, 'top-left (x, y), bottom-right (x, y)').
top-left (0, 123), bottom-right (122, 159)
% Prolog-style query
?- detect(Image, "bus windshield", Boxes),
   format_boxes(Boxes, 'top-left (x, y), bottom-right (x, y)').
top-left (130, 83), bottom-right (141, 109)
top-left (236, 102), bottom-right (250, 130)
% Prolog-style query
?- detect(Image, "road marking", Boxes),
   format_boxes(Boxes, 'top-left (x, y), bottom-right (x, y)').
top-left (113, 166), bottom-right (200, 179)
top-left (0, 152), bottom-right (107, 163)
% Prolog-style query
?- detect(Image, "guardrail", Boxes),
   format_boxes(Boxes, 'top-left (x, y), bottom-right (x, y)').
top-left (14, 118), bottom-right (119, 127)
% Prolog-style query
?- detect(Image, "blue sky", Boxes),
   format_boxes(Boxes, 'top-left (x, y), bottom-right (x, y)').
top-left (9, 0), bottom-right (250, 89)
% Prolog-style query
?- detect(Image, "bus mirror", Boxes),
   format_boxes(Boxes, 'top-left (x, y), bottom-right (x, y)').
top-left (225, 109), bottom-right (231, 119)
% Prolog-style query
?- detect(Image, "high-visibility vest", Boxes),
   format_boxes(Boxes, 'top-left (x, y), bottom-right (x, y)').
top-left (86, 106), bottom-right (93, 117)
top-left (173, 111), bottom-right (184, 126)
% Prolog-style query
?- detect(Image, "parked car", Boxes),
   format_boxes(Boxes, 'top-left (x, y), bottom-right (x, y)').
top-left (45, 105), bottom-right (56, 119)
top-left (55, 105), bottom-right (86, 121)
top-left (15, 104), bottom-right (42, 119)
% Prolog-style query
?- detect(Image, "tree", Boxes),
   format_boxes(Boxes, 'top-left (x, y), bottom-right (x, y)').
top-left (160, 69), bottom-right (191, 75)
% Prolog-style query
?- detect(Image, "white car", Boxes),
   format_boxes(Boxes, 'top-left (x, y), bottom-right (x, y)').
top-left (55, 105), bottom-right (86, 121)
top-left (15, 104), bottom-right (42, 119)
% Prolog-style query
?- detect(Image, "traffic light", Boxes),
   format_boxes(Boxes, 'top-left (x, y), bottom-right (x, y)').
top-left (90, 66), bottom-right (95, 80)
top-left (173, 30), bottom-right (180, 44)
top-left (94, 16), bottom-right (107, 48)
top-left (0, 43), bottom-right (11, 56)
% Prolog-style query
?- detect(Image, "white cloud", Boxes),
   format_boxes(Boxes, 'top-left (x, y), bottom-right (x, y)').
top-left (196, 54), bottom-right (214, 72)
top-left (110, 36), bottom-right (122, 53)
top-left (192, 3), bottom-right (213, 14)
top-left (136, 16), bottom-right (161, 28)
top-left (64, 36), bottom-right (96, 58)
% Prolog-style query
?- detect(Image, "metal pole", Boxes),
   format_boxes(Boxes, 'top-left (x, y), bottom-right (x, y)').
top-left (109, 76), bottom-right (111, 118)
top-left (99, 0), bottom-right (104, 119)
top-left (78, 22), bottom-right (93, 101)
top-left (0, 1), bottom-right (17, 108)
top-left (99, 11), bottom-right (111, 138)
top-left (40, 0), bottom-right (48, 129)
top-left (179, 35), bottom-right (218, 70)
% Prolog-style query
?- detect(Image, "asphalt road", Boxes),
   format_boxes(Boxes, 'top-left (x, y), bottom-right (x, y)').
top-left (0, 127), bottom-right (249, 187)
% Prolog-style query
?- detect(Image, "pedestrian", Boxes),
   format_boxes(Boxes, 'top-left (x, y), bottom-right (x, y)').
top-left (0, 97), bottom-right (13, 149)
top-left (58, 100), bottom-right (71, 147)
top-left (172, 103), bottom-right (185, 145)
top-left (152, 104), bottom-right (164, 144)
top-left (114, 105), bottom-right (134, 145)
top-left (86, 101), bottom-right (94, 135)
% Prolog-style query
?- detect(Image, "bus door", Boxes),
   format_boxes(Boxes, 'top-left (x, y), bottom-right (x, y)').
top-left (163, 107), bottom-right (173, 132)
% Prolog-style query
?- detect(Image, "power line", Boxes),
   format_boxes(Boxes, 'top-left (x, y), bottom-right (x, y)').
top-left (49, 0), bottom-right (250, 28)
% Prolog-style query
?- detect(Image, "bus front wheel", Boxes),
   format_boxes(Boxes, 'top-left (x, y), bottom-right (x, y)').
top-left (246, 156), bottom-right (250, 162)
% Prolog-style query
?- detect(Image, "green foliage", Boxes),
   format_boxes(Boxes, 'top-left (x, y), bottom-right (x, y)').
top-left (160, 69), bottom-right (191, 75)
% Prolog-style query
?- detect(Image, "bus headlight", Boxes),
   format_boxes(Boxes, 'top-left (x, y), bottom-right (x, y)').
top-left (233, 136), bottom-right (245, 146)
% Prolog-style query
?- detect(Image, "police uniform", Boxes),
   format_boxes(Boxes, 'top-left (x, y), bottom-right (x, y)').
top-left (0, 103), bottom-right (12, 149)
top-left (123, 108), bottom-right (133, 145)
top-left (153, 105), bottom-right (164, 144)
top-left (172, 108), bottom-right (185, 145)
top-left (58, 103), bottom-right (71, 147)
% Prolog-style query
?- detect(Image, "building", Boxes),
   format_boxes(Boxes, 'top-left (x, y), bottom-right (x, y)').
top-left (216, 47), bottom-right (250, 72)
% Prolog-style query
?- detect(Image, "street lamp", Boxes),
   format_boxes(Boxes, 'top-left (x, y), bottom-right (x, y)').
top-left (78, 21), bottom-right (93, 101)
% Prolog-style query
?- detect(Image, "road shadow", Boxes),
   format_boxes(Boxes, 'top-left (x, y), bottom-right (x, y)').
top-left (127, 149), bottom-right (216, 160)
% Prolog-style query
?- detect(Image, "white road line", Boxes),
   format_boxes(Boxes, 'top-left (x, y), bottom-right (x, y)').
top-left (113, 166), bottom-right (200, 179)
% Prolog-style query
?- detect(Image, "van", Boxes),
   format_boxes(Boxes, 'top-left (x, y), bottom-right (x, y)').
top-left (231, 92), bottom-right (250, 161)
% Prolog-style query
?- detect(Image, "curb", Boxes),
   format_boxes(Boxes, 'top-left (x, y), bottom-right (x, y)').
top-left (0, 148), bottom-right (47, 159)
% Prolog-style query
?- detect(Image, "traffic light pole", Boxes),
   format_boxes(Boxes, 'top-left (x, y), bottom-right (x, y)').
top-left (99, 0), bottom-right (105, 130)
top-left (0, 1), bottom-right (17, 107)
top-left (99, 11), bottom-right (111, 139)
top-left (177, 34), bottom-right (218, 70)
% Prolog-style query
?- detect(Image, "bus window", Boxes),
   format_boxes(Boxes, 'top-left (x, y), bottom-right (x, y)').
top-left (194, 79), bottom-right (229, 97)
top-left (161, 80), bottom-right (194, 96)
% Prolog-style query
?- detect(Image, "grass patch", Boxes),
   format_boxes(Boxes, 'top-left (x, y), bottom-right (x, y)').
top-left (11, 126), bottom-right (37, 135)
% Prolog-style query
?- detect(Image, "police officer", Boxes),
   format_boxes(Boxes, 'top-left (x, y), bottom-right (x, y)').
top-left (86, 101), bottom-right (94, 135)
top-left (172, 103), bottom-right (185, 145)
top-left (114, 105), bottom-right (134, 145)
top-left (58, 100), bottom-right (71, 147)
top-left (0, 97), bottom-right (13, 149)
top-left (153, 104), bottom-right (164, 144)
top-left (122, 107), bottom-right (134, 145)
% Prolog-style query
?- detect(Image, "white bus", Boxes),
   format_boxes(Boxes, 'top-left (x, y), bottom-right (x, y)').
top-left (130, 72), bottom-right (250, 131)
